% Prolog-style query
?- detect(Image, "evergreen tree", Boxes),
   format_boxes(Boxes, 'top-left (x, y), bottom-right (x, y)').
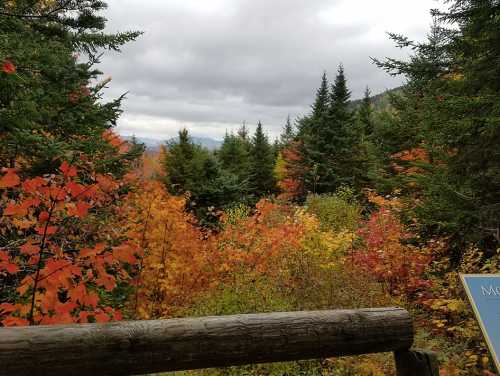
top-left (375, 1), bottom-right (500, 251)
top-left (279, 115), bottom-right (295, 148)
top-left (357, 87), bottom-right (374, 137)
top-left (296, 66), bottom-right (370, 194)
top-left (324, 64), bottom-right (358, 189)
top-left (237, 122), bottom-right (250, 140)
top-left (312, 72), bottom-right (330, 119)
top-left (164, 129), bottom-right (196, 195)
top-left (249, 122), bottom-right (275, 196)
top-left (0, 0), bottom-right (142, 176)
top-left (164, 129), bottom-right (245, 226)
top-left (218, 131), bottom-right (251, 182)
top-left (330, 65), bottom-right (351, 110)
top-left (296, 73), bottom-right (330, 194)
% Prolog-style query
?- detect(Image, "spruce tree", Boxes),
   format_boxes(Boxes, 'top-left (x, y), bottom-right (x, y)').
top-left (164, 129), bottom-right (196, 195)
top-left (249, 122), bottom-right (275, 196)
top-left (164, 129), bottom-right (245, 226)
top-left (357, 87), bottom-right (374, 137)
top-left (279, 115), bottom-right (295, 148)
top-left (296, 73), bottom-right (330, 194)
top-left (375, 1), bottom-right (500, 250)
top-left (237, 122), bottom-right (250, 140)
top-left (0, 1), bottom-right (142, 175)
top-left (312, 72), bottom-right (330, 119)
top-left (324, 64), bottom-right (357, 190)
top-left (218, 131), bottom-right (250, 181)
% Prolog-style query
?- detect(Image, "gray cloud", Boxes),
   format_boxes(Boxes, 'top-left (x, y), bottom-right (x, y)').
top-left (99, 0), bottom-right (442, 140)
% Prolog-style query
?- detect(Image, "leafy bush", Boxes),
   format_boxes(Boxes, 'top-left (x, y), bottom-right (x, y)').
top-left (305, 187), bottom-right (361, 233)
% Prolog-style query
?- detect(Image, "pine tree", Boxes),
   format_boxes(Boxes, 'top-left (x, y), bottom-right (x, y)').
top-left (164, 129), bottom-right (245, 226)
top-left (279, 115), bottom-right (295, 148)
top-left (330, 65), bottom-right (351, 110)
top-left (218, 131), bottom-right (250, 181)
top-left (249, 122), bottom-right (275, 196)
top-left (237, 122), bottom-right (250, 140)
top-left (296, 73), bottom-right (330, 194)
top-left (375, 1), bottom-right (500, 249)
top-left (0, 1), bottom-right (142, 176)
top-left (357, 87), bottom-right (374, 137)
top-left (323, 64), bottom-right (357, 190)
top-left (164, 129), bottom-right (196, 195)
top-left (312, 72), bottom-right (330, 119)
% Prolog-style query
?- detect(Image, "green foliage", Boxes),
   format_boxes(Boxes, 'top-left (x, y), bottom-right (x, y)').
top-left (248, 121), bottom-right (276, 196)
top-left (164, 129), bottom-right (248, 226)
top-left (311, 71), bottom-right (330, 120)
top-left (0, 0), bottom-right (142, 176)
top-left (296, 66), bottom-right (371, 195)
top-left (218, 132), bottom-right (251, 182)
top-left (356, 87), bottom-right (374, 137)
top-left (278, 115), bottom-right (295, 149)
top-left (185, 275), bottom-right (294, 317)
top-left (374, 2), bottom-right (500, 251)
top-left (305, 187), bottom-right (361, 233)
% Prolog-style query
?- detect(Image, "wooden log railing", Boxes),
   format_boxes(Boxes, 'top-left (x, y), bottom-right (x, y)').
top-left (0, 307), bottom-right (438, 376)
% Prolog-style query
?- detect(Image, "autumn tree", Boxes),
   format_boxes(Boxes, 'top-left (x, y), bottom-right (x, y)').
top-left (0, 161), bottom-right (141, 326)
top-left (118, 157), bottom-right (216, 319)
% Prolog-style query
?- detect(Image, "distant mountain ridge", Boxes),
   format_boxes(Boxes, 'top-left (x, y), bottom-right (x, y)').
top-left (123, 87), bottom-right (401, 152)
top-left (349, 86), bottom-right (402, 112)
top-left (167, 136), bottom-right (222, 150)
top-left (122, 135), bottom-right (222, 151)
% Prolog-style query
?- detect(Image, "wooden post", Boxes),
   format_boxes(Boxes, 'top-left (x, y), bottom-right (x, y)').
top-left (0, 308), bottom-right (413, 376)
top-left (394, 349), bottom-right (440, 376)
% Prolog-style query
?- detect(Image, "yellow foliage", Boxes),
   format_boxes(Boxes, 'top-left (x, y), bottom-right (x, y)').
top-left (122, 155), bottom-right (215, 319)
top-left (273, 152), bottom-right (287, 181)
top-left (295, 208), bottom-right (354, 261)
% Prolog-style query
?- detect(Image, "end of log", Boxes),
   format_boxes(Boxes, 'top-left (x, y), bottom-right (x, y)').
top-left (394, 349), bottom-right (439, 376)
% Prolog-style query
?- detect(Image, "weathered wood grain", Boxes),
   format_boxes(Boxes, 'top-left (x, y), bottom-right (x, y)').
top-left (0, 308), bottom-right (413, 376)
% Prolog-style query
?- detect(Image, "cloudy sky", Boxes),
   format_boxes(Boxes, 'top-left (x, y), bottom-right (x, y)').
top-left (100, 0), bottom-right (443, 141)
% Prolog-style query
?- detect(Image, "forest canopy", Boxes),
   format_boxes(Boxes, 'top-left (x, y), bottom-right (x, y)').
top-left (0, 0), bottom-right (499, 375)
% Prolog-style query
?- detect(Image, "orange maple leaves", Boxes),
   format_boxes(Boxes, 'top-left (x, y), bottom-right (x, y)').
top-left (353, 194), bottom-right (432, 296)
top-left (0, 168), bottom-right (21, 188)
top-left (120, 163), bottom-right (214, 319)
top-left (0, 162), bottom-right (141, 326)
top-left (275, 141), bottom-right (305, 200)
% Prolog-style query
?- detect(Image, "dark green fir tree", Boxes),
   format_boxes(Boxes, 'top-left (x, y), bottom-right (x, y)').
top-left (249, 121), bottom-right (276, 196)
top-left (0, 0), bottom-right (142, 176)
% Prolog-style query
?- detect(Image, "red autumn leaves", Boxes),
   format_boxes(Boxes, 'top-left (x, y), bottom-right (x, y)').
top-left (0, 168), bottom-right (21, 188)
top-left (0, 161), bottom-right (141, 326)
top-left (2, 59), bottom-right (16, 74)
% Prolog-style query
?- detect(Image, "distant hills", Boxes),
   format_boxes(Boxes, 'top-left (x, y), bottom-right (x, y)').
top-left (123, 135), bottom-right (222, 151)
top-left (123, 87), bottom-right (400, 152)
top-left (350, 86), bottom-right (402, 112)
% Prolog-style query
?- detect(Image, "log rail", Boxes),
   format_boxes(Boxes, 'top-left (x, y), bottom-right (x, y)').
top-left (0, 307), bottom-right (438, 376)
